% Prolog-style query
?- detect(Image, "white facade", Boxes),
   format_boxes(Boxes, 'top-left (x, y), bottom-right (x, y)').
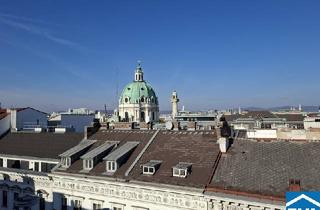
top-left (0, 169), bottom-right (284, 210)
top-left (304, 116), bottom-right (320, 130)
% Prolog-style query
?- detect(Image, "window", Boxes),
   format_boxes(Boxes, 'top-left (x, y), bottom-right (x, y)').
top-left (61, 196), bottom-right (67, 210)
top-left (62, 157), bottom-right (71, 167)
top-left (93, 203), bottom-right (102, 210)
top-left (140, 97), bottom-right (144, 103)
top-left (85, 159), bottom-right (93, 170)
top-left (107, 161), bottom-right (116, 172)
top-left (0, 158), bottom-right (3, 167)
top-left (173, 168), bottom-right (188, 178)
top-left (143, 166), bottom-right (155, 175)
top-left (172, 163), bottom-right (192, 178)
top-left (74, 199), bottom-right (82, 210)
top-left (34, 162), bottom-right (39, 171)
top-left (2, 191), bottom-right (7, 207)
top-left (142, 160), bottom-right (161, 175)
top-left (113, 207), bottom-right (123, 210)
top-left (39, 197), bottom-right (45, 210)
top-left (125, 98), bottom-right (129, 103)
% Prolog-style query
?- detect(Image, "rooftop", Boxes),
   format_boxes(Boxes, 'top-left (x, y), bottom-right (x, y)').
top-left (209, 139), bottom-right (320, 198)
top-left (0, 132), bottom-right (83, 159)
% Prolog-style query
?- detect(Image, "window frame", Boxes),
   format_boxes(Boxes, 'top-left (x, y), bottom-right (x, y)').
top-left (172, 168), bottom-right (188, 178)
top-left (107, 161), bottom-right (117, 172)
top-left (143, 166), bottom-right (155, 175)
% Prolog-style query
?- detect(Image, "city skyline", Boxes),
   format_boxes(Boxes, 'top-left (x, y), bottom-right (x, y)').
top-left (1, 0), bottom-right (320, 112)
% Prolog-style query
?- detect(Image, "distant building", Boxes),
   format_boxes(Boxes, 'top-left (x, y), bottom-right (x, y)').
top-left (48, 110), bottom-right (95, 133)
top-left (118, 63), bottom-right (159, 123)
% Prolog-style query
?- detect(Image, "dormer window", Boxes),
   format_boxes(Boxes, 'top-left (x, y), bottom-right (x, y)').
top-left (80, 141), bottom-right (116, 172)
top-left (125, 98), bottom-right (129, 103)
top-left (172, 162), bottom-right (192, 178)
top-left (107, 161), bottom-right (117, 172)
top-left (103, 141), bottom-right (139, 174)
top-left (62, 157), bottom-right (71, 168)
top-left (140, 97), bottom-right (145, 103)
top-left (84, 159), bottom-right (93, 170)
top-left (142, 160), bottom-right (162, 175)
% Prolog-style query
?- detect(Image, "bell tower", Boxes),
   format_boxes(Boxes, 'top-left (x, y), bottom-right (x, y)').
top-left (171, 90), bottom-right (179, 119)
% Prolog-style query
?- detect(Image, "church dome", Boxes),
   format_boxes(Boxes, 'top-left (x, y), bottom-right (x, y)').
top-left (119, 64), bottom-right (158, 105)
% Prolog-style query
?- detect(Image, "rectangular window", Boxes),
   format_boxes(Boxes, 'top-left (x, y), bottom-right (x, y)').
top-left (0, 158), bottom-right (3, 167)
top-left (74, 199), bottom-right (82, 210)
top-left (39, 197), bottom-right (45, 210)
top-left (107, 161), bottom-right (116, 172)
top-left (173, 168), bottom-right (188, 178)
top-left (61, 196), bottom-right (67, 210)
top-left (113, 207), bottom-right (122, 210)
top-left (85, 160), bottom-right (93, 169)
top-left (41, 162), bottom-right (48, 172)
top-left (143, 166), bottom-right (155, 175)
top-left (34, 162), bottom-right (39, 171)
top-left (2, 191), bottom-right (7, 207)
top-left (93, 203), bottom-right (102, 210)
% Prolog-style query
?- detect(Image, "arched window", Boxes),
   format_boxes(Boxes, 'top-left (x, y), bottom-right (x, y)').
top-left (140, 97), bottom-right (145, 103)
top-left (125, 98), bottom-right (129, 103)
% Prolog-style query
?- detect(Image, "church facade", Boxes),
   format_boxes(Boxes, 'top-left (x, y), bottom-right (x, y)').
top-left (118, 64), bottom-right (159, 123)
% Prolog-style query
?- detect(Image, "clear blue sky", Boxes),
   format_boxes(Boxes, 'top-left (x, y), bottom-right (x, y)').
top-left (0, 0), bottom-right (319, 112)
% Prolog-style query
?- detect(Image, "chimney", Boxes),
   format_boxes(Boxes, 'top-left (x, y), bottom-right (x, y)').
top-left (289, 179), bottom-right (301, 191)
top-left (218, 137), bottom-right (229, 153)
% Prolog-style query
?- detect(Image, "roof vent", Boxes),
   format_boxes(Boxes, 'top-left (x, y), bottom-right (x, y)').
top-left (103, 141), bottom-right (139, 174)
top-left (172, 162), bottom-right (192, 178)
top-left (142, 160), bottom-right (162, 175)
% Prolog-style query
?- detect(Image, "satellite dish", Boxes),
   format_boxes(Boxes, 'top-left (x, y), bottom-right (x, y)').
top-left (165, 121), bottom-right (173, 130)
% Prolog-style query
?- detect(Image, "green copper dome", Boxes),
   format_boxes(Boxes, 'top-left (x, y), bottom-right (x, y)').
top-left (119, 81), bottom-right (158, 105)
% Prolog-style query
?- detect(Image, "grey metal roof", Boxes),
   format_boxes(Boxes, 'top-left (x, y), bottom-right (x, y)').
top-left (80, 141), bottom-right (117, 159)
top-left (173, 162), bottom-right (192, 169)
top-left (103, 141), bottom-right (139, 161)
top-left (143, 160), bottom-right (162, 167)
top-left (59, 140), bottom-right (96, 157)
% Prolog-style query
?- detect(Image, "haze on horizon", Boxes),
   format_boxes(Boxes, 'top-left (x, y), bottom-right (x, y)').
top-left (0, 0), bottom-right (319, 113)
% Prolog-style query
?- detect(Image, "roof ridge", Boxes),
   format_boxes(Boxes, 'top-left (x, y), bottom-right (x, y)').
top-left (125, 129), bottom-right (160, 176)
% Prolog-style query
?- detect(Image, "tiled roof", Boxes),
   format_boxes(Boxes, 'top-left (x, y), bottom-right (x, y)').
top-left (127, 130), bottom-right (219, 188)
top-left (0, 132), bottom-right (83, 159)
top-left (63, 130), bottom-right (156, 177)
top-left (57, 129), bottom-right (220, 188)
top-left (209, 140), bottom-right (320, 198)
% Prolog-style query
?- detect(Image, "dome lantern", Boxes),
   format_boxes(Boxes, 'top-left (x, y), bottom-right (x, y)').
top-left (134, 62), bottom-right (144, 82)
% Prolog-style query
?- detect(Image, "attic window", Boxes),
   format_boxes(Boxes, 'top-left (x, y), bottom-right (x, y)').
top-left (107, 161), bottom-right (116, 172)
top-left (62, 157), bottom-right (71, 168)
top-left (172, 162), bottom-right (192, 178)
top-left (141, 88), bottom-right (144, 90)
top-left (125, 98), bottom-right (129, 103)
top-left (140, 97), bottom-right (145, 103)
top-left (142, 160), bottom-right (162, 175)
top-left (84, 159), bottom-right (93, 170)
top-left (127, 88), bottom-right (131, 90)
